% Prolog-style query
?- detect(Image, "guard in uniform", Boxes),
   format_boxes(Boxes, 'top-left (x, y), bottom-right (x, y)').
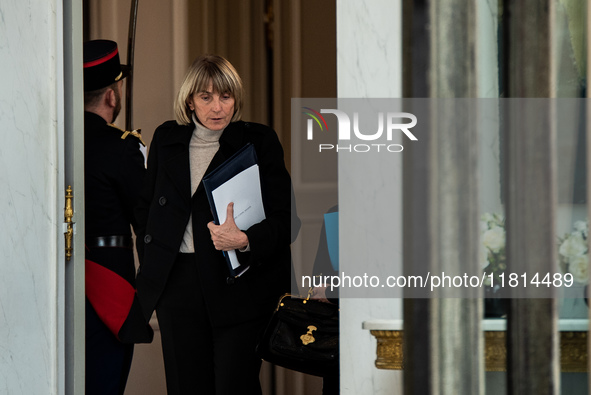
top-left (83, 39), bottom-right (153, 395)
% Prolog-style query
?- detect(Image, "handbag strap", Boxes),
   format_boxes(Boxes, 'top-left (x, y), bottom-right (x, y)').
top-left (275, 288), bottom-right (314, 311)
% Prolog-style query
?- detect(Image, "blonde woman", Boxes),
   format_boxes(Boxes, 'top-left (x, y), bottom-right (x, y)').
top-left (135, 54), bottom-right (296, 394)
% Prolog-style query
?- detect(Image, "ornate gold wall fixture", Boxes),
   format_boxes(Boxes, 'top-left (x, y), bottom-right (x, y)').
top-left (369, 328), bottom-right (587, 372)
top-left (561, 331), bottom-right (588, 373)
top-left (484, 331), bottom-right (506, 371)
top-left (371, 330), bottom-right (404, 370)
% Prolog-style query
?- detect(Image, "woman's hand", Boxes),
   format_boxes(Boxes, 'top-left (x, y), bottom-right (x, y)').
top-left (207, 202), bottom-right (249, 251)
top-left (310, 286), bottom-right (331, 304)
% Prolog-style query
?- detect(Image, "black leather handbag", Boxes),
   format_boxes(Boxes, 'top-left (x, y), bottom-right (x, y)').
top-left (256, 293), bottom-right (339, 377)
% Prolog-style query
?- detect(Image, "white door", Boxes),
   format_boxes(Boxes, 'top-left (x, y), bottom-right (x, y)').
top-left (62, 0), bottom-right (86, 394)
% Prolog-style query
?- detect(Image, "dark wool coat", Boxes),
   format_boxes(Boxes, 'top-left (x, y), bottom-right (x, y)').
top-left (135, 120), bottom-right (296, 326)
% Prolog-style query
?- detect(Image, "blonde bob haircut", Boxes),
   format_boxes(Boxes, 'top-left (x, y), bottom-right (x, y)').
top-left (174, 54), bottom-right (244, 125)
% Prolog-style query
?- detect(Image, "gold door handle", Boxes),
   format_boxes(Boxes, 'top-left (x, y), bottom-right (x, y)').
top-left (65, 185), bottom-right (74, 260)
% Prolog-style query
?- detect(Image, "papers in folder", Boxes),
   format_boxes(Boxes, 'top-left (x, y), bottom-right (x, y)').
top-left (202, 143), bottom-right (266, 277)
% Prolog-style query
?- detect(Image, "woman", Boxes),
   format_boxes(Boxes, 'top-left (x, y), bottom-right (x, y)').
top-left (135, 54), bottom-right (297, 394)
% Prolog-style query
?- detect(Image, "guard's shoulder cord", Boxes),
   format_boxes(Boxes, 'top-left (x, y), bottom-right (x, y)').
top-left (108, 123), bottom-right (146, 147)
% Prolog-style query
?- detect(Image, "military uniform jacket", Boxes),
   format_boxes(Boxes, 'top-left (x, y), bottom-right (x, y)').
top-left (85, 111), bottom-right (145, 242)
top-left (84, 111), bottom-right (152, 343)
top-left (134, 120), bottom-right (294, 326)
top-left (85, 110), bottom-right (145, 284)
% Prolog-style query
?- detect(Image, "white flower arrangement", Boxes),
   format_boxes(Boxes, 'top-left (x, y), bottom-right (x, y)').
top-left (558, 220), bottom-right (589, 285)
top-left (481, 213), bottom-right (506, 286)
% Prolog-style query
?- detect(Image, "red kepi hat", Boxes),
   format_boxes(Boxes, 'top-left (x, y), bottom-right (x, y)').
top-left (83, 39), bottom-right (129, 92)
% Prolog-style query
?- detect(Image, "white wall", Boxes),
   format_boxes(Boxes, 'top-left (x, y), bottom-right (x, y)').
top-left (0, 1), bottom-right (62, 393)
top-left (336, 1), bottom-right (404, 394)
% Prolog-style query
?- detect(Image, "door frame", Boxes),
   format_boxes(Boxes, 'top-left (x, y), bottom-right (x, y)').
top-left (61, 0), bottom-right (85, 393)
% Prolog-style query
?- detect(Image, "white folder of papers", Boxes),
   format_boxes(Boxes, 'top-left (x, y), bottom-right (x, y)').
top-left (211, 164), bottom-right (266, 271)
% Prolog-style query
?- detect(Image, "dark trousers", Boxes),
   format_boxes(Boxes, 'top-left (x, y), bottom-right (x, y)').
top-left (323, 373), bottom-right (340, 395)
top-left (156, 253), bottom-right (266, 395)
top-left (86, 299), bottom-right (134, 395)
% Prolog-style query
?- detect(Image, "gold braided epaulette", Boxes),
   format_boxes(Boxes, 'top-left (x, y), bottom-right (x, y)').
top-left (108, 123), bottom-right (146, 147)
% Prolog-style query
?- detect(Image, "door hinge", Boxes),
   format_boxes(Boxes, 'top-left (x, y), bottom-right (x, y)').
top-left (65, 185), bottom-right (74, 260)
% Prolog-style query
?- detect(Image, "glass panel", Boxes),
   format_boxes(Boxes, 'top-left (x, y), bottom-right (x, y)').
top-left (478, 1), bottom-right (588, 393)
top-left (555, 0), bottom-right (588, 321)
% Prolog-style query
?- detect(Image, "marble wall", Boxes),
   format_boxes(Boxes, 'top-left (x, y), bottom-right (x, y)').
top-left (336, 1), bottom-right (404, 394)
top-left (0, 0), bottom-right (62, 393)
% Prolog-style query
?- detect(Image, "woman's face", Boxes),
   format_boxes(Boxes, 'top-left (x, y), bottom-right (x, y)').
top-left (188, 83), bottom-right (235, 131)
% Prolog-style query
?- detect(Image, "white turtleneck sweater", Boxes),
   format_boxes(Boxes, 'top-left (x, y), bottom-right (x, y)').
top-left (179, 116), bottom-right (224, 253)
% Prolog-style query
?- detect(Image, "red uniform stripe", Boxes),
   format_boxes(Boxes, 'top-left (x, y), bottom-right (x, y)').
top-left (85, 259), bottom-right (135, 339)
top-left (83, 48), bottom-right (119, 68)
